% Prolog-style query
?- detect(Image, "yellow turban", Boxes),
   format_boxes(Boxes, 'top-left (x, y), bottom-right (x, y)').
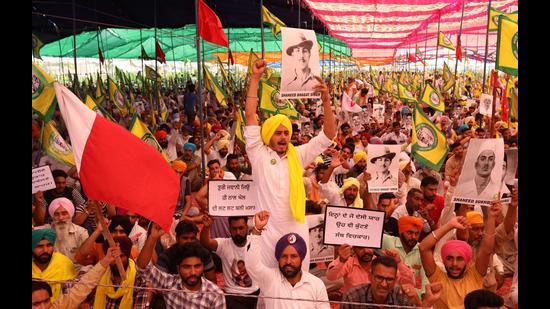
top-left (171, 160), bottom-right (187, 173)
top-left (466, 211), bottom-right (484, 225)
top-left (216, 139), bottom-right (230, 150)
top-left (495, 121), bottom-right (508, 129)
top-left (313, 156), bottom-right (324, 166)
top-left (399, 159), bottom-right (410, 171)
top-left (339, 177), bottom-right (363, 208)
top-left (261, 114), bottom-right (305, 223)
top-left (353, 151), bottom-right (368, 164)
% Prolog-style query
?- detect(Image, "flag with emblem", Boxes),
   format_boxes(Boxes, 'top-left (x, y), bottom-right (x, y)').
top-left (145, 65), bottom-right (162, 81)
top-left (420, 83), bottom-right (445, 112)
top-left (489, 7), bottom-right (518, 31)
top-left (234, 107), bottom-right (246, 144)
top-left (32, 34), bottom-right (44, 60)
top-left (95, 73), bottom-right (104, 100)
top-left (108, 77), bottom-right (129, 116)
top-left (262, 5), bottom-right (286, 37)
top-left (411, 105), bottom-right (448, 171)
top-left (129, 114), bottom-right (169, 161)
top-left (398, 83), bottom-right (417, 103)
top-left (32, 62), bottom-right (58, 121)
top-left (495, 16), bottom-right (518, 76)
top-left (217, 56), bottom-right (234, 92)
top-left (203, 65), bottom-right (229, 107)
top-left (442, 62), bottom-right (456, 92)
top-left (258, 81), bottom-right (299, 120)
top-left (438, 32), bottom-right (455, 50)
top-left (41, 121), bottom-right (76, 167)
top-left (84, 95), bottom-right (115, 122)
top-left (158, 90), bottom-right (168, 122)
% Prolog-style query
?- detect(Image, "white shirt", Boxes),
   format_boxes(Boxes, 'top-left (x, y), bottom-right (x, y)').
top-left (380, 131), bottom-right (408, 144)
top-left (245, 235), bottom-right (330, 309)
top-left (207, 150), bottom-right (228, 168)
top-left (129, 222), bottom-right (147, 252)
top-left (215, 237), bottom-right (259, 294)
top-left (318, 181), bottom-right (349, 207)
top-left (167, 129), bottom-right (185, 161)
top-left (244, 126), bottom-right (333, 271)
top-left (391, 205), bottom-right (431, 233)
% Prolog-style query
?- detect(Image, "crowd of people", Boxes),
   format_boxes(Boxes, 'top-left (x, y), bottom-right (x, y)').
top-left (32, 58), bottom-right (518, 309)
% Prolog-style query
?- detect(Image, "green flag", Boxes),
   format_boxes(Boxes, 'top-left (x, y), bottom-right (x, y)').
top-left (262, 5), bottom-right (286, 37)
top-left (398, 83), bottom-right (417, 103)
top-left (32, 62), bottom-right (57, 121)
top-left (411, 105), bottom-right (448, 171)
top-left (495, 16), bottom-right (518, 76)
top-left (489, 7), bottom-right (518, 31)
top-left (420, 83), bottom-right (445, 112)
top-left (259, 81), bottom-right (299, 120)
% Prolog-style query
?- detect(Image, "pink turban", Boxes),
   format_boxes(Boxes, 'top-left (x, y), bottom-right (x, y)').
top-left (441, 240), bottom-right (473, 264)
top-left (48, 197), bottom-right (75, 219)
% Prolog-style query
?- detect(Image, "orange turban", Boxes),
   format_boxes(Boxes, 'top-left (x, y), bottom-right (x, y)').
top-left (154, 130), bottom-right (168, 140)
top-left (466, 211), bottom-right (484, 225)
top-left (171, 160), bottom-right (187, 173)
top-left (398, 216), bottom-right (423, 234)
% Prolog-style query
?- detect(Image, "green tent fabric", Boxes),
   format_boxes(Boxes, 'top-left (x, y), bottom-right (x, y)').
top-left (40, 25), bottom-right (351, 62)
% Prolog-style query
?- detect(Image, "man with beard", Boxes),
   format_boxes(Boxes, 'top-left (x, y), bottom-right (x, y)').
top-left (346, 150), bottom-right (367, 178)
top-left (382, 216), bottom-right (429, 296)
top-left (179, 142), bottom-right (202, 191)
top-left (137, 223), bottom-right (226, 308)
top-left (380, 122), bottom-right (408, 145)
top-left (245, 210), bottom-right (330, 309)
top-left (204, 131), bottom-right (231, 167)
top-left (41, 169), bottom-right (86, 224)
top-left (319, 175), bottom-right (364, 209)
top-left (419, 176), bottom-right (445, 229)
top-left (68, 236), bottom-right (149, 308)
top-left (419, 202), bottom-right (501, 309)
top-left (42, 197), bottom-right (88, 264)
top-left (445, 142), bottom-right (466, 187)
top-left (391, 188), bottom-right (431, 235)
top-left (340, 256), bottom-right (442, 308)
top-left (200, 215), bottom-right (260, 308)
top-left (32, 228), bottom-right (76, 302)
top-left (326, 243), bottom-right (414, 294)
top-left (244, 59), bottom-right (336, 272)
top-left (225, 153), bottom-right (244, 180)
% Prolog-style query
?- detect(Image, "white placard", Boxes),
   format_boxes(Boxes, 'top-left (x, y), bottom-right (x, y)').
top-left (367, 144), bottom-right (401, 193)
top-left (479, 94), bottom-right (493, 116)
top-left (499, 148), bottom-right (518, 203)
top-left (452, 138), bottom-right (504, 206)
top-left (280, 27), bottom-right (321, 99)
top-left (208, 180), bottom-right (258, 216)
top-left (323, 206), bottom-right (385, 248)
top-left (32, 165), bottom-right (56, 194)
top-left (307, 214), bottom-right (335, 263)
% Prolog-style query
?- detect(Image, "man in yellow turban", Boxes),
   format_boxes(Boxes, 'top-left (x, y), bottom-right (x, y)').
top-left (244, 59), bottom-right (336, 271)
top-left (204, 129), bottom-right (231, 167)
top-left (319, 176), bottom-right (364, 208)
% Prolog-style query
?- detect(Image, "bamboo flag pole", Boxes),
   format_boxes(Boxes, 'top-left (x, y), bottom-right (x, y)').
top-left (260, 0), bottom-right (265, 59)
top-left (482, 0), bottom-right (492, 93)
top-left (453, 0), bottom-right (466, 99)
top-left (195, 0), bottom-right (206, 182)
top-left (433, 10), bottom-right (442, 81)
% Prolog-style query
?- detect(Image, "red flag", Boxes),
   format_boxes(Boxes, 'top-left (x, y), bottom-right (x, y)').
top-left (155, 40), bottom-right (166, 64)
top-left (501, 80), bottom-right (509, 122)
top-left (98, 47), bottom-right (105, 64)
top-left (456, 34), bottom-right (462, 62)
top-left (198, 0), bottom-right (229, 47)
top-left (53, 82), bottom-right (180, 231)
top-left (228, 48), bottom-right (234, 65)
top-left (408, 53), bottom-right (417, 63)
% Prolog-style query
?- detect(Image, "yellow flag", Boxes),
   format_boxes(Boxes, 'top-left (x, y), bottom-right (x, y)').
top-left (489, 7), bottom-right (518, 31)
top-left (262, 5), bottom-right (286, 37)
top-left (259, 81), bottom-right (299, 120)
top-left (438, 32), bottom-right (455, 50)
top-left (411, 105), bottom-right (448, 171)
top-left (420, 83), bottom-right (445, 112)
top-left (398, 83), bottom-right (417, 103)
top-left (129, 114), bottom-right (169, 162)
top-left (32, 62), bottom-right (57, 121)
top-left (234, 107), bottom-right (246, 144)
top-left (41, 121), bottom-right (76, 167)
top-left (495, 16), bottom-right (518, 76)
top-left (108, 77), bottom-right (129, 116)
top-left (203, 65), bottom-right (228, 107)
top-left (442, 62), bottom-right (456, 92)
top-left (84, 95), bottom-right (115, 122)
top-left (145, 65), bottom-right (162, 81)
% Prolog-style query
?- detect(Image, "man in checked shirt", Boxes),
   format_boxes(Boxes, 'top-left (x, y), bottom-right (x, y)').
top-left (137, 223), bottom-right (226, 309)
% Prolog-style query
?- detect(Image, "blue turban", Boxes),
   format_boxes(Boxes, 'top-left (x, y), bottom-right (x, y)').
top-left (184, 142), bottom-right (197, 152)
top-left (32, 228), bottom-right (56, 251)
top-left (275, 233), bottom-right (307, 261)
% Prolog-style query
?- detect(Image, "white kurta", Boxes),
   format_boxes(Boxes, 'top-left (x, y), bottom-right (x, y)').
top-left (245, 126), bottom-right (333, 271)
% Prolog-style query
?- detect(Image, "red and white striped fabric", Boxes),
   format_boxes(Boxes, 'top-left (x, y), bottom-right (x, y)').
top-left (53, 82), bottom-right (180, 231)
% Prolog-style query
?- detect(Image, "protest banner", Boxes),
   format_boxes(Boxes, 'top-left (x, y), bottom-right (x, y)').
top-left (32, 165), bottom-right (56, 194)
top-left (323, 206), bottom-right (385, 248)
top-left (208, 180), bottom-right (258, 216)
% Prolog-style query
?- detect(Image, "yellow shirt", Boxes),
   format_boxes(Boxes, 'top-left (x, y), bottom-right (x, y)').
top-left (429, 264), bottom-right (483, 309)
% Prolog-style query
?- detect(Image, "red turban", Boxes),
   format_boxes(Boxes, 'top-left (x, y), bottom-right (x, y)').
top-left (154, 130), bottom-right (168, 140)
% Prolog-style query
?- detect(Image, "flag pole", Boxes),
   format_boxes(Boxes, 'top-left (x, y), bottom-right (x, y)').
top-left (140, 29), bottom-right (145, 95)
top-left (260, 0), bottom-right (265, 59)
top-left (453, 0), bottom-right (466, 100)
top-left (195, 0), bottom-right (206, 182)
top-left (423, 24), bottom-right (428, 88)
top-left (433, 10), bottom-right (442, 82)
top-left (96, 27), bottom-right (102, 77)
top-left (482, 0), bottom-right (492, 93)
top-left (154, 0), bottom-right (160, 127)
top-left (72, 0), bottom-right (79, 95)
top-left (170, 30), bottom-right (177, 92)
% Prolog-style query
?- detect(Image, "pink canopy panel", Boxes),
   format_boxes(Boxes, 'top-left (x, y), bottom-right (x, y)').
top-left (302, 0), bottom-right (518, 65)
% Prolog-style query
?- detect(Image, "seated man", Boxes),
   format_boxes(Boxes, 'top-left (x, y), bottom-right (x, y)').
top-left (246, 211), bottom-right (330, 309)
top-left (137, 223), bottom-right (226, 308)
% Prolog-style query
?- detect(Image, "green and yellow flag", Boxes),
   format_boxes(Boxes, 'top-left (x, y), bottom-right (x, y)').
top-left (495, 16), bottom-right (518, 76)
top-left (438, 32), bottom-right (455, 50)
top-left (411, 105), bottom-right (448, 171)
top-left (258, 81), bottom-right (299, 120)
top-left (108, 77), bottom-right (129, 116)
top-left (41, 121), bottom-right (76, 167)
top-left (234, 107), bottom-right (246, 144)
top-left (442, 62), bottom-right (456, 92)
top-left (95, 73), bottom-right (104, 100)
top-left (420, 83), bottom-right (445, 112)
top-left (398, 83), bottom-right (417, 103)
top-left (203, 65), bottom-right (229, 107)
top-left (262, 5), bottom-right (286, 37)
top-left (32, 62), bottom-right (57, 121)
top-left (217, 56), bottom-right (234, 92)
top-left (129, 114), bottom-right (169, 162)
top-left (145, 65), bottom-right (162, 81)
top-left (489, 7), bottom-right (518, 31)
top-left (32, 34), bottom-right (44, 60)
top-left (158, 90), bottom-right (168, 122)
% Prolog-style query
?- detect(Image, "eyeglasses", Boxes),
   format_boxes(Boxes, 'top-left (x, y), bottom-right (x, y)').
top-left (372, 274), bottom-right (396, 284)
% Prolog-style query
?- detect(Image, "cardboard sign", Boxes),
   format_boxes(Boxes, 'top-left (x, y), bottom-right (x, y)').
top-left (208, 180), bottom-right (258, 216)
top-left (307, 214), bottom-right (335, 263)
top-left (367, 144), bottom-right (401, 193)
top-left (323, 206), bottom-right (385, 248)
top-left (32, 165), bottom-right (56, 194)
